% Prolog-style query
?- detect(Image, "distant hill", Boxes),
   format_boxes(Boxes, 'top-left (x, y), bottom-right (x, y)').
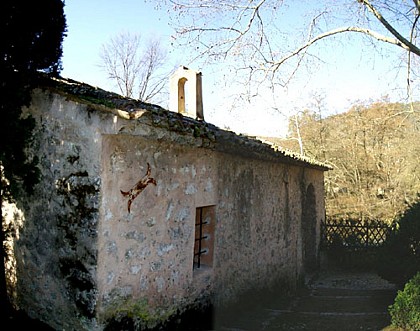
top-left (265, 101), bottom-right (420, 222)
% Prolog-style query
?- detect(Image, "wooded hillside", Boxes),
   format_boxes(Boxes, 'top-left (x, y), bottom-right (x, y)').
top-left (277, 101), bottom-right (420, 222)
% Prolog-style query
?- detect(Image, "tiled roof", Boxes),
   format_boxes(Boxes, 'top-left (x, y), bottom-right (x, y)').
top-left (45, 76), bottom-right (331, 171)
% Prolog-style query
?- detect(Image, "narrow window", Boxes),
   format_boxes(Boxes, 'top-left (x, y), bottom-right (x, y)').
top-left (177, 77), bottom-right (187, 114)
top-left (193, 206), bottom-right (215, 270)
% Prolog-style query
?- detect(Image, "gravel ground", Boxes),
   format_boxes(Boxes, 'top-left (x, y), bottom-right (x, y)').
top-left (309, 268), bottom-right (398, 291)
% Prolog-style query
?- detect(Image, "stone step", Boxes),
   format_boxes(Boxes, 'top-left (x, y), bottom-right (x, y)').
top-left (214, 270), bottom-right (398, 331)
top-left (259, 309), bottom-right (391, 331)
top-left (216, 308), bottom-right (391, 331)
top-left (310, 287), bottom-right (397, 297)
top-left (286, 293), bottom-right (395, 314)
top-left (214, 288), bottom-right (396, 330)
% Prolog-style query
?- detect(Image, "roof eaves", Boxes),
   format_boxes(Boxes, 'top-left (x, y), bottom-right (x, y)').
top-left (46, 76), bottom-right (332, 171)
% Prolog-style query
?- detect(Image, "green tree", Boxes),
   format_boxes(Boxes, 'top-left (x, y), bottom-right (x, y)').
top-left (378, 200), bottom-right (420, 285)
top-left (389, 271), bottom-right (420, 330)
top-left (0, 0), bottom-right (66, 317)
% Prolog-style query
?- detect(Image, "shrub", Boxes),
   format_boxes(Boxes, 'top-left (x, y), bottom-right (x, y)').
top-left (389, 272), bottom-right (420, 330)
top-left (377, 200), bottom-right (420, 285)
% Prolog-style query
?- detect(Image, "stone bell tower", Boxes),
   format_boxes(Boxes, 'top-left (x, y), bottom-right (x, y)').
top-left (169, 66), bottom-right (204, 121)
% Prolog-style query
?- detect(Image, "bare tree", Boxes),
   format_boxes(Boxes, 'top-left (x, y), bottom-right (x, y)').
top-left (162, 0), bottom-right (419, 100)
top-left (100, 31), bottom-right (170, 103)
top-left (285, 99), bottom-right (420, 222)
top-left (137, 39), bottom-right (168, 102)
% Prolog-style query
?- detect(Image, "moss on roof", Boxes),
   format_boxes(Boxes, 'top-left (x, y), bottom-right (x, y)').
top-left (42, 76), bottom-right (331, 171)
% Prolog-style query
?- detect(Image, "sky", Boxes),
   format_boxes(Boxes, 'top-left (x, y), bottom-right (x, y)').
top-left (61, 0), bottom-right (417, 137)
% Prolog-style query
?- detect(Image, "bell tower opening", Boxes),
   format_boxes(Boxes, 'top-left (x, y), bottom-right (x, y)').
top-left (170, 66), bottom-right (204, 121)
top-left (177, 77), bottom-right (187, 114)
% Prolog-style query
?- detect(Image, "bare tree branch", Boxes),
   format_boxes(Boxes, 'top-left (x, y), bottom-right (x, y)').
top-left (412, 0), bottom-right (420, 13)
top-left (273, 25), bottom-right (420, 72)
top-left (100, 32), bottom-right (171, 102)
top-left (169, 1), bottom-right (420, 67)
top-left (359, 0), bottom-right (420, 57)
top-left (163, 0), bottom-right (419, 111)
top-left (407, 8), bottom-right (420, 110)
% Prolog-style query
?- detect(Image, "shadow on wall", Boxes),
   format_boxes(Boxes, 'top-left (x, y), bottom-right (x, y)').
top-left (302, 183), bottom-right (317, 273)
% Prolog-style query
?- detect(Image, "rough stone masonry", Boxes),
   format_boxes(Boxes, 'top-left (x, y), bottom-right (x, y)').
top-left (3, 76), bottom-right (330, 330)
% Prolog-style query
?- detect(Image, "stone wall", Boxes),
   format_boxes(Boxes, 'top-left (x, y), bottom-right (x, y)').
top-left (4, 83), bottom-right (327, 330)
top-left (6, 89), bottom-right (106, 330)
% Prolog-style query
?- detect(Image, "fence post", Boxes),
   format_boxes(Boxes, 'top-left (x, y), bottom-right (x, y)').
top-left (365, 221), bottom-right (369, 248)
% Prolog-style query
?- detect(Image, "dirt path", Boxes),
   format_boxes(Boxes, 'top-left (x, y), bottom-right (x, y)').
top-left (214, 268), bottom-right (398, 331)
